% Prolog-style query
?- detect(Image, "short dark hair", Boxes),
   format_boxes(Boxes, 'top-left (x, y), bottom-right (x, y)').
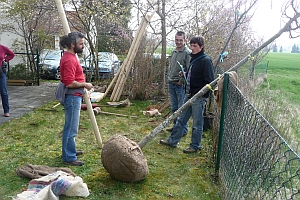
top-left (59, 32), bottom-right (84, 49)
top-left (190, 35), bottom-right (205, 47)
top-left (176, 31), bottom-right (186, 39)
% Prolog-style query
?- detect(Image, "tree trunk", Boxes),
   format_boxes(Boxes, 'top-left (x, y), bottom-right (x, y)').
top-left (158, 0), bottom-right (166, 96)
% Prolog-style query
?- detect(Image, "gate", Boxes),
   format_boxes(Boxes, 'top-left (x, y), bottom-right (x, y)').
top-left (6, 49), bottom-right (40, 86)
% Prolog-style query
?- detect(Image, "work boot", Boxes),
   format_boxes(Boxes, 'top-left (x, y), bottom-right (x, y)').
top-left (64, 160), bottom-right (84, 166)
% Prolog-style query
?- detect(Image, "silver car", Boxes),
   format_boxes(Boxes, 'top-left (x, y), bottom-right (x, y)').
top-left (83, 52), bottom-right (120, 79)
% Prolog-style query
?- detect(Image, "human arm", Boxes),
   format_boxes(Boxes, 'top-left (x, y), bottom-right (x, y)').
top-left (3, 46), bottom-right (15, 61)
top-left (66, 81), bottom-right (93, 90)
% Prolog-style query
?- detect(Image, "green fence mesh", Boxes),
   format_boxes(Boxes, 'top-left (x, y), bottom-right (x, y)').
top-left (214, 68), bottom-right (300, 200)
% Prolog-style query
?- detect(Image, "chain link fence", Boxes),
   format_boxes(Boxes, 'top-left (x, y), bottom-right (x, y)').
top-left (213, 66), bottom-right (300, 199)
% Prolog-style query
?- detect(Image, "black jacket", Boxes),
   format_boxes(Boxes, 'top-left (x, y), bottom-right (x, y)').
top-left (186, 51), bottom-right (214, 98)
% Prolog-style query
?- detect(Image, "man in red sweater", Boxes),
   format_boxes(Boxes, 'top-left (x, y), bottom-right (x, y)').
top-left (56, 32), bottom-right (93, 166)
top-left (0, 44), bottom-right (15, 117)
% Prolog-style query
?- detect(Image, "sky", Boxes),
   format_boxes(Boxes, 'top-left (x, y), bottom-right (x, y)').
top-left (251, 0), bottom-right (300, 51)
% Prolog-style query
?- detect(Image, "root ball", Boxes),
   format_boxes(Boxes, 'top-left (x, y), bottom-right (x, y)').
top-left (101, 135), bottom-right (149, 182)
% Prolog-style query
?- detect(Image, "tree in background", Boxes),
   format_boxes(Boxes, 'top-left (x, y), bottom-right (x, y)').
top-left (66, 0), bottom-right (132, 81)
top-left (0, 0), bottom-right (60, 78)
top-left (131, 0), bottom-right (191, 96)
top-left (291, 44), bottom-right (299, 53)
top-left (272, 43), bottom-right (278, 52)
top-left (130, 0), bottom-right (267, 99)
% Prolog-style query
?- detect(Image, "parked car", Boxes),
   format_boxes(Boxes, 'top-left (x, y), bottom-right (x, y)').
top-left (83, 52), bottom-right (120, 79)
top-left (39, 50), bottom-right (90, 80)
top-left (39, 50), bottom-right (63, 80)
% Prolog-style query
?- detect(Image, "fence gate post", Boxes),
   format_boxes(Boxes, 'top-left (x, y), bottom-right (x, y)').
top-left (36, 49), bottom-right (40, 86)
top-left (215, 73), bottom-right (229, 172)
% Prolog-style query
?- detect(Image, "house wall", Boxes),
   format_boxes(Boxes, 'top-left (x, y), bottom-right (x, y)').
top-left (0, 32), bottom-right (23, 51)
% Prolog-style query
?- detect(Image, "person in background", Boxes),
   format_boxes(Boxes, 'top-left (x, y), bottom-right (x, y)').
top-left (0, 44), bottom-right (15, 117)
top-left (160, 35), bottom-right (214, 153)
top-left (55, 32), bottom-right (93, 166)
top-left (166, 31), bottom-right (191, 135)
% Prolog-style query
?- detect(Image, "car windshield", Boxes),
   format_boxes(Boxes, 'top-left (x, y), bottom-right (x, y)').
top-left (98, 53), bottom-right (111, 62)
top-left (41, 50), bottom-right (62, 60)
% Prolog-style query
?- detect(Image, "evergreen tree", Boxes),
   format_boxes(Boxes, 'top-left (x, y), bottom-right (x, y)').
top-left (291, 44), bottom-right (299, 53)
top-left (273, 43), bottom-right (278, 52)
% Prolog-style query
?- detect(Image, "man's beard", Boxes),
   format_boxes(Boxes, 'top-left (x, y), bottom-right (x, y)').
top-left (74, 45), bottom-right (83, 54)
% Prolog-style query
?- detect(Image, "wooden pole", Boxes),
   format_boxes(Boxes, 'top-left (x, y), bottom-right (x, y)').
top-left (109, 8), bottom-right (157, 102)
top-left (111, 18), bottom-right (147, 101)
top-left (54, 0), bottom-right (102, 148)
top-left (110, 17), bottom-right (147, 101)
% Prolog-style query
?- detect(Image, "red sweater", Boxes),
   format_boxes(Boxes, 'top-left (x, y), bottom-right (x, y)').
top-left (0, 45), bottom-right (15, 62)
top-left (60, 52), bottom-right (85, 86)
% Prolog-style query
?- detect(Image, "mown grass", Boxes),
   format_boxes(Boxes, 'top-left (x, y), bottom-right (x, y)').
top-left (0, 98), bottom-right (220, 199)
top-left (241, 52), bottom-right (300, 153)
top-left (261, 52), bottom-right (300, 104)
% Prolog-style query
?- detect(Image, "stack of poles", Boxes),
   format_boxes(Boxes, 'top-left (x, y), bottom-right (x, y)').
top-left (54, 0), bottom-right (102, 148)
top-left (106, 10), bottom-right (157, 102)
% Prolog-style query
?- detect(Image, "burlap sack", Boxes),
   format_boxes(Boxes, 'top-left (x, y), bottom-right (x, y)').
top-left (16, 164), bottom-right (76, 179)
top-left (213, 71), bottom-right (238, 108)
top-left (101, 135), bottom-right (149, 182)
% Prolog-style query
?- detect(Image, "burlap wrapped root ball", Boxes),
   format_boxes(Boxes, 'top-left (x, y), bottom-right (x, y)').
top-left (101, 135), bottom-right (149, 182)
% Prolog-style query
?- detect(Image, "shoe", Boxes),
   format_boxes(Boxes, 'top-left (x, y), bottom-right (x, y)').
top-left (166, 127), bottom-right (173, 132)
top-left (64, 160), bottom-right (84, 166)
top-left (76, 150), bottom-right (83, 156)
top-left (182, 133), bottom-right (187, 137)
top-left (183, 147), bottom-right (199, 154)
top-left (159, 140), bottom-right (176, 148)
top-left (4, 113), bottom-right (9, 117)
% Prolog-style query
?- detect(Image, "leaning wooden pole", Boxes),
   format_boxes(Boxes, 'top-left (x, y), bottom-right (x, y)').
top-left (54, 0), bottom-right (102, 148)
top-left (110, 8), bottom-right (157, 101)
top-left (106, 18), bottom-right (145, 100)
top-left (110, 16), bottom-right (148, 101)
top-left (111, 17), bottom-right (148, 101)
top-left (107, 15), bottom-right (147, 99)
top-left (138, 11), bottom-right (300, 149)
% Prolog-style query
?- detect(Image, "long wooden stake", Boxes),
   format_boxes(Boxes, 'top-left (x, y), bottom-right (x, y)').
top-left (100, 111), bottom-right (137, 118)
top-left (114, 17), bottom-right (149, 101)
top-left (110, 8), bottom-right (157, 101)
top-left (54, 0), bottom-right (102, 148)
top-left (110, 17), bottom-right (147, 101)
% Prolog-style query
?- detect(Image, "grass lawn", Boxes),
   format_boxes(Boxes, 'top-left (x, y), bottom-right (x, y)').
top-left (263, 52), bottom-right (300, 104)
top-left (253, 52), bottom-right (300, 153)
top-left (0, 98), bottom-right (221, 199)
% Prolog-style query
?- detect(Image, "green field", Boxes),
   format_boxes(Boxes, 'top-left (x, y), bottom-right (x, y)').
top-left (255, 52), bottom-right (300, 153)
top-left (263, 52), bottom-right (300, 104)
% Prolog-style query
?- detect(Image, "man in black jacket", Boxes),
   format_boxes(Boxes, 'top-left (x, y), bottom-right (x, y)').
top-left (160, 36), bottom-right (214, 153)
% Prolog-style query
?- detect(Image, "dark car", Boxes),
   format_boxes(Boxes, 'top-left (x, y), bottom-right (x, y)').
top-left (39, 50), bottom-right (63, 80)
top-left (39, 50), bottom-right (89, 80)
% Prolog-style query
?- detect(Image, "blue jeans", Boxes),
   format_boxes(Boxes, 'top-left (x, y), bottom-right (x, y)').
top-left (0, 73), bottom-right (9, 114)
top-left (167, 96), bottom-right (207, 150)
top-left (168, 82), bottom-right (188, 134)
top-left (62, 95), bottom-right (82, 162)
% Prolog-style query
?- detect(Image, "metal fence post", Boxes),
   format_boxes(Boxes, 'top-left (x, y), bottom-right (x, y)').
top-left (36, 49), bottom-right (40, 86)
top-left (215, 73), bottom-right (229, 172)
